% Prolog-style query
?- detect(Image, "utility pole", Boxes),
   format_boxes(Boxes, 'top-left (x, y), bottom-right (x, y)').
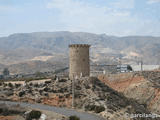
top-left (118, 57), bottom-right (122, 73)
top-left (72, 75), bottom-right (77, 108)
top-left (140, 60), bottom-right (143, 71)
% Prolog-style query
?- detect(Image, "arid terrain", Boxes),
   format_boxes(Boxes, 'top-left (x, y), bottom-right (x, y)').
top-left (1, 0), bottom-right (160, 119)
top-left (0, 75), bottom-right (159, 120)
top-left (98, 70), bottom-right (160, 115)
top-left (0, 32), bottom-right (160, 74)
top-left (0, 102), bottom-right (67, 120)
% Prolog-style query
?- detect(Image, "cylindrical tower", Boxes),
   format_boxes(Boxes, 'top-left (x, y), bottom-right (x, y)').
top-left (69, 44), bottom-right (90, 79)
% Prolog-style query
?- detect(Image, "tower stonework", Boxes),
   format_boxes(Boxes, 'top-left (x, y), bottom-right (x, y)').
top-left (69, 44), bottom-right (90, 79)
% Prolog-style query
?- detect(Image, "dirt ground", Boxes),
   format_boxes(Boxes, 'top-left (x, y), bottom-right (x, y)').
top-left (98, 72), bottom-right (160, 114)
top-left (0, 115), bottom-right (23, 120)
top-left (98, 73), bottom-right (145, 92)
top-left (5, 79), bottom-right (51, 85)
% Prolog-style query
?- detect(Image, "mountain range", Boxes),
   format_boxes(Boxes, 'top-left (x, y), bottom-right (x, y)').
top-left (0, 31), bottom-right (159, 74)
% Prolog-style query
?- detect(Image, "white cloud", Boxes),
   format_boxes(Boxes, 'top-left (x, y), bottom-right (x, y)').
top-left (147, 0), bottom-right (160, 4)
top-left (111, 0), bottom-right (135, 9)
top-left (46, 0), bottom-right (160, 36)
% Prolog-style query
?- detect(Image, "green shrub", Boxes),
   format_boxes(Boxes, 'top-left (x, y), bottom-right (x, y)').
top-left (29, 82), bottom-right (33, 86)
top-left (18, 91), bottom-right (25, 97)
top-left (45, 81), bottom-right (51, 84)
top-left (58, 79), bottom-right (67, 82)
top-left (33, 83), bottom-right (39, 87)
top-left (43, 87), bottom-right (49, 92)
top-left (28, 89), bottom-right (32, 94)
top-left (69, 115), bottom-right (80, 120)
top-left (8, 83), bottom-right (13, 88)
top-left (0, 107), bottom-right (23, 116)
top-left (26, 110), bottom-right (41, 120)
top-left (94, 106), bottom-right (105, 113)
top-left (15, 83), bottom-right (21, 88)
top-left (3, 83), bottom-right (7, 87)
top-left (85, 105), bottom-right (96, 111)
top-left (85, 105), bottom-right (105, 113)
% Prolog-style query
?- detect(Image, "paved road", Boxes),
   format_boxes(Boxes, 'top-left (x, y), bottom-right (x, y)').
top-left (0, 101), bottom-right (105, 120)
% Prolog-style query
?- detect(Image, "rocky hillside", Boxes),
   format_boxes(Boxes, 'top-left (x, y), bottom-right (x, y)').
top-left (0, 31), bottom-right (160, 65)
top-left (0, 77), bottom-right (158, 120)
top-left (98, 71), bottom-right (160, 115)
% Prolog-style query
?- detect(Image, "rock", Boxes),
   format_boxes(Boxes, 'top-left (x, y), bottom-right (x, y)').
top-left (40, 114), bottom-right (47, 120)
top-left (5, 90), bottom-right (14, 96)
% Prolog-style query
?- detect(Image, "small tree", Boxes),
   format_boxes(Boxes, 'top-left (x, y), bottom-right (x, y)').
top-left (8, 83), bottom-right (13, 88)
top-left (69, 115), bottom-right (80, 120)
top-left (3, 68), bottom-right (10, 76)
top-left (26, 110), bottom-right (41, 120)
top-left (127, 65), bottom-right (133, 71)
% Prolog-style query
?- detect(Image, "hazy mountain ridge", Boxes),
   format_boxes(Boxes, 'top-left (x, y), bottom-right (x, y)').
top-left (0, 31), bottom-right (160, 74)
top-left (1, 32), bottom-right (159, 50)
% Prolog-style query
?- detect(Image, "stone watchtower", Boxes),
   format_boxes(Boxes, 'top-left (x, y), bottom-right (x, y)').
top-left (69, 44), bottom-right (90, 79)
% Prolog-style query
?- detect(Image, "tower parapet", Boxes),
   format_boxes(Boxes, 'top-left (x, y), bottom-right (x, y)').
top-left (69, 44), bottom-right (90, 48)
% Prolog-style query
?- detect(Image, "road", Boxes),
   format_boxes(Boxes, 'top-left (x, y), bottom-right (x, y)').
top-left (0, 101), bottom-right (105, 120)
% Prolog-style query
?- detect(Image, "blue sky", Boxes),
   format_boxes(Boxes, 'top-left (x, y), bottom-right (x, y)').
top-left (0, 0), bottom-right (160, 37)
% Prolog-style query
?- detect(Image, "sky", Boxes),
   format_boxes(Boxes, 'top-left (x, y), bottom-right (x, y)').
top-left (0, 0), bottom-right (160, 37)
